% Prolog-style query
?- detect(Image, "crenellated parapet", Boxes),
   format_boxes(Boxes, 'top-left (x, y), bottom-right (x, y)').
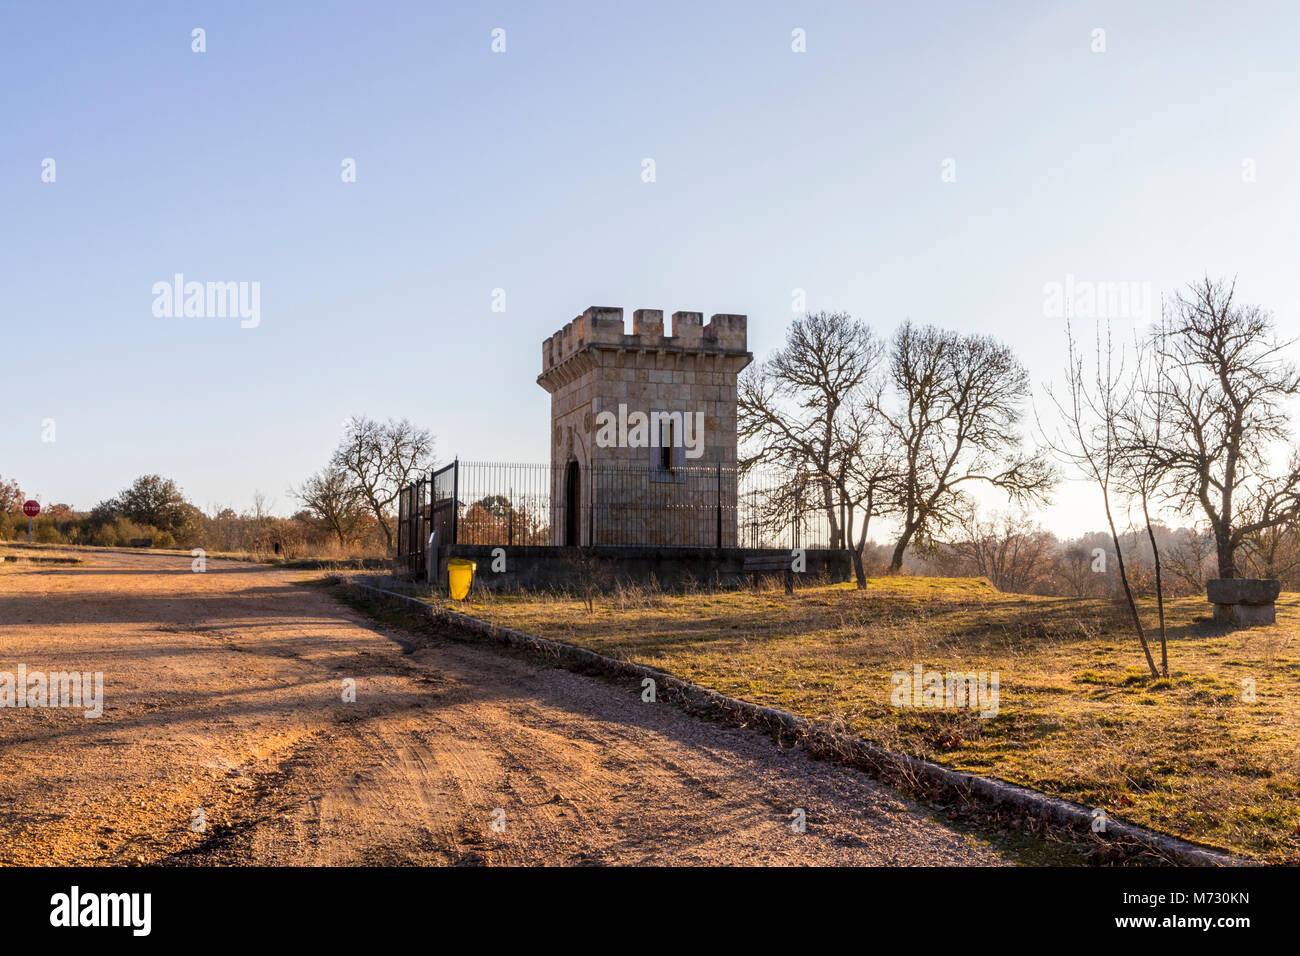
top-left (540, 306), bottom-right (749, 383)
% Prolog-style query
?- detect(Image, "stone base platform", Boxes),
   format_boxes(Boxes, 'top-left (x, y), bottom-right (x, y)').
top-left (1207, 578), bottom-right (1281, 628)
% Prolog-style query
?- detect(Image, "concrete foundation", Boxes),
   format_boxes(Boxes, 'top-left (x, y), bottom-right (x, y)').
top-left (432, 544), bottom-right (851, 593)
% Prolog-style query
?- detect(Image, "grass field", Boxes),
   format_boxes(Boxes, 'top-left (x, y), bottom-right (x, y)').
top-left (432, 577), bottom-right (1300, 861)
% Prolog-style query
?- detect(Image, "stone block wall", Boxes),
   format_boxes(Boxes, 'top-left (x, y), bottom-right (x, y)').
top-left (537, 306), bottom-right (753, 546)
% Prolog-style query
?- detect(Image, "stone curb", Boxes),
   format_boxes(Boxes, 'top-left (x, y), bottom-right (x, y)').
top-left (339, 577), bottom-right (1248, 867)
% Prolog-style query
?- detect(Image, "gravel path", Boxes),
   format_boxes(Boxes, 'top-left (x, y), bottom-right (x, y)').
top-left (0, 549), bottom-right (1012, 865)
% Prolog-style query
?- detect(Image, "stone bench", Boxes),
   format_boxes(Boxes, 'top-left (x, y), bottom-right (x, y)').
top-left (1207, 578), bottom-right (1281, 627)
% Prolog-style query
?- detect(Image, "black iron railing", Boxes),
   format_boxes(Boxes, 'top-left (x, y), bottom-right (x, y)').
top-left (397, 459), bottom-right (835, 570)
top-left (396, 476), bottom-right (428, 576)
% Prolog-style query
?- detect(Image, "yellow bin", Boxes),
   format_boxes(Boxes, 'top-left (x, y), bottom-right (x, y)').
top-left (447, 558), bottom-right (476, 600)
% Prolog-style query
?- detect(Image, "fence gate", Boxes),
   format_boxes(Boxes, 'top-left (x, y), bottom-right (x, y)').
top-left (430, 459), bottom-right (458, 552)
top-left (395, 461), bottom-right (459, 579)
top-left (397, 477), bottom-right (429, 576)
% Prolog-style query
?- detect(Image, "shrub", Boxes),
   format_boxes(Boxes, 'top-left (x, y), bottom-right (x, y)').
top-left (34, 521), bottom-right (65, 544)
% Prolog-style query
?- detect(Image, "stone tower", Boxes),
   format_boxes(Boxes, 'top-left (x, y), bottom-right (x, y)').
top-left (537, 306), bottom-right (752, 546)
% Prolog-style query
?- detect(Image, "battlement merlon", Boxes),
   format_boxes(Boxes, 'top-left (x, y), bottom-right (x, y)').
top-left (539, 306), bottom-right (750, 376)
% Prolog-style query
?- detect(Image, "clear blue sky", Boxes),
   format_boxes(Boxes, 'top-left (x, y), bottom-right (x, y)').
top-left (3, 0), bottom-right (1298, 535)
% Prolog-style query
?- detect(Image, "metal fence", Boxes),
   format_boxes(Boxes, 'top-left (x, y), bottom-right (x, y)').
top-left (395, 476), bottom-right (428, 576)
top-left (431, 460), bottom-right (457, 547)
top-left (397, 459), bottom-right (835, 563)
top-left (396, 463), bottom-right (459, 577)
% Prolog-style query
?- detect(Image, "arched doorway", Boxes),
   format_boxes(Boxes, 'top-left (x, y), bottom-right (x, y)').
top-left (564, 460), bottom-right (581, 546)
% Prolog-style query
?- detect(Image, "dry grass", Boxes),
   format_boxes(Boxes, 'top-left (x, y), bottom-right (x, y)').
top-left (0, 541), bottom-right (382, 568)
top-left (0, 543), bottom-right (85, 566)
top-left (436, 576), bottom-right (1300, 861)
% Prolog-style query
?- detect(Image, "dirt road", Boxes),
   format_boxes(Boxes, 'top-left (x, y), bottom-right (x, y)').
top-left (0, 549), bottom-right (1012, 865)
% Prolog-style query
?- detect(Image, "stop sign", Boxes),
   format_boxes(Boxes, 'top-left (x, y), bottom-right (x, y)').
top-left (22, 500), bottom-right (40, 518)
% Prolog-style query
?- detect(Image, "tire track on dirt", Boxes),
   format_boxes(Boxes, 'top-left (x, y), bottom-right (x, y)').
top-left (1, 550), bottom-right (1016, 866)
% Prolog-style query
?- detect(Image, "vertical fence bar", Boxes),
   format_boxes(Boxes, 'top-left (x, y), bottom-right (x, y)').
top-left (431, 459), bottom-right (832, 550)
top-left (717, 465), bottom-right (728, 548)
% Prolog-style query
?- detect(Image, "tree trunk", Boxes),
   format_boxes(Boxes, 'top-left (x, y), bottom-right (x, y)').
top-left (1141, 496), bottom-right (1169, 678)
top-left (850, 547), bottom-right (866, 588)
top-left (1215, 531), bottom-right (1236, 579)
top-left (1104, 499), bottom-right (1159, 678)
top-left (819, 477), bottom-right (840, 549)
top-left (844, 499), bottom-right (866, 589)
top-left (888, 531), bottom-right (911, 574)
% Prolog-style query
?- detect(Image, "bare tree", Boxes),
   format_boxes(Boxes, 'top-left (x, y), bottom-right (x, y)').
top-left (1142, 277), bottom-right (1300, 579)
top-left (739, 312), bottom-right (896, 585)
top-left (295, 464), bottom-right (367, 547)
top-left (1166, 524), bottom-right (1216, 593)
top-left (1116, 317), bottom-right (1171, 676)
top-left (1043, 320), bottom-right (1161, 677)
top-left (1238, 514), bottom-right (1300, 582)
top-left (831, 401), bottom-right (897, 586)
top-left (945, 505), bottom-right (1056, 593)
top-left (1056, 544), bottom-right (1101, 598)
top-left (332, 417), bottom-right (434, 551)
top-left (876, 322), bottom-right (1054, 572)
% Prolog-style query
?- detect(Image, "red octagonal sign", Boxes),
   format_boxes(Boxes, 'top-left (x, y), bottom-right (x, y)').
top-left (22, 500), bottom-right (40, 518)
